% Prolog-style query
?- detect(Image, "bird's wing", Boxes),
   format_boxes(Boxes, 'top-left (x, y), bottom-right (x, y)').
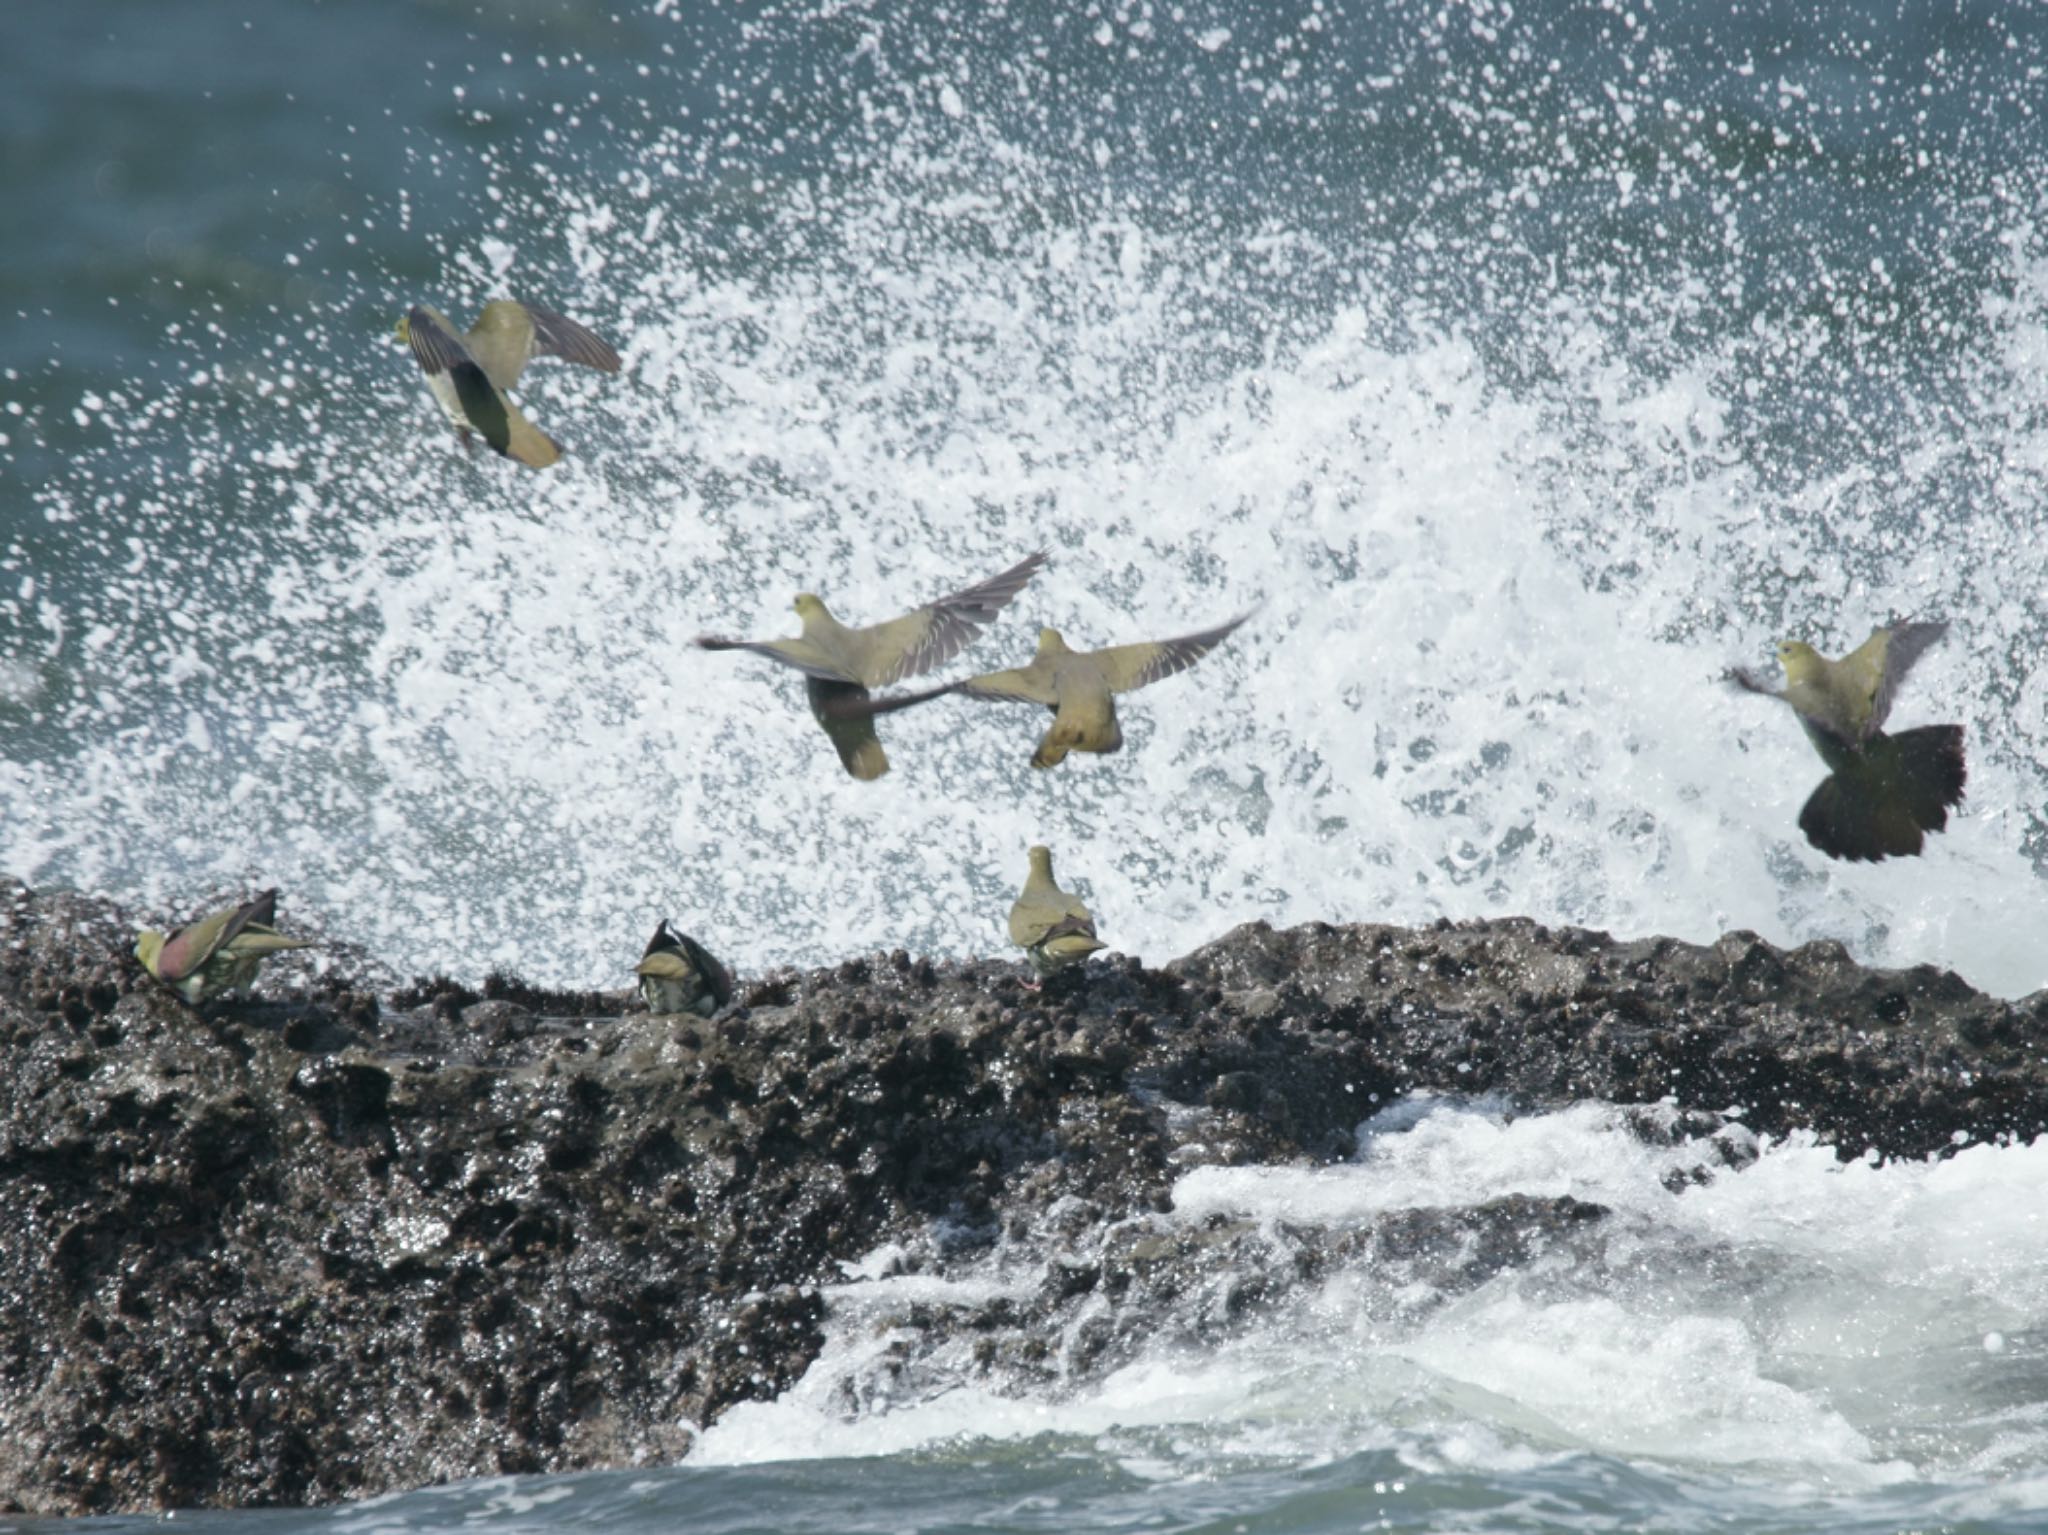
top-left (694, 633), bottom-right (861, 684)
top-left (1011, 895), bottom-right (1096, 946)
top-left (956, 663), bottom-right (1060, 707)
top-left (1041, 911), bottom-right (1100, 943)
top-left (518, 301), bottom-right (622, 374)
top-left (1092, 612), bottom-right (1252, 695)
top-left (462, 301), bottom-right (541, 389)
top-left (1864, 620), bottom-right (1949, 736)
top-left (405, 307), bottom-right (475, 377)
top-left (676, 932), bottom-right (735, 1007)
top-left (156, 890), bottom-right (279, 981)
top-left (1724, 665), bottom-right (1785, 699)
top-left (850, 551), bottom-right (1049, 686)
top-left (640, 920), bottom-right (678, 965)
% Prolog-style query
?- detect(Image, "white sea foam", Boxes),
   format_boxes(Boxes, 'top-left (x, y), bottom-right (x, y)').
top-left (692, 1100), bottom-right (2048, 1496)
top-left (10, 162), bottom-right (2048, 994)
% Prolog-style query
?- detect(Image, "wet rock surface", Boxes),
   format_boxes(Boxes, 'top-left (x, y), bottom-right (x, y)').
top-left (1, 879), bottom-right (2042, 1513)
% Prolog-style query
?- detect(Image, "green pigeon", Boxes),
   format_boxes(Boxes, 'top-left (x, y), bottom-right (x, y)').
top-left (1008, 846), bottom-right (1107, 980)
top-left (395, 299), bottom-right (621, 467)
top-left (1727, 618), bottom-right (1967, 861)
top-left (134, 889), bottom-right (316, 1005)
top-left (695, 551), bottom-right (1048, 780)
top-left (635, 919), bottom-right (734, 1017)
top-left (852, 611), bottom-right (1251, 768)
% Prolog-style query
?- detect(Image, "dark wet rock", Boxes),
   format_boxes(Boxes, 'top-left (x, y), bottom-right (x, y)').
top-left (0, 881), bottom-right (2043, 1514)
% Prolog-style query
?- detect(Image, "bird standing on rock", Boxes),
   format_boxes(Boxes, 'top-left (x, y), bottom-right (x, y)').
top-left (1727, 618), bottom-right (1967, 861)
top-left (1008, 845), bottom-right (1107, 982)
top-left (695, 552), bottom-right (1048, 780)
top-left (851, 612), bottom-right (1252, 768)
top-left (134, 889), bottom-right (316, 1005)
top-left (396, 299), bottom-right (621, 467)
top-left (636, 919), bottom-right (734, 1017)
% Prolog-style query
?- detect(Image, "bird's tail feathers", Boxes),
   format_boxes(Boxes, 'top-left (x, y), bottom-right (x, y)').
top-left (1029, 734), bottom-right (1070, 769)
top-left (1796, 723), bottom-right (1966, 863)
top-left (1891, 723), bottom-right (1968, 824)
top-left (1040, 917), bottom-right (1105, 960)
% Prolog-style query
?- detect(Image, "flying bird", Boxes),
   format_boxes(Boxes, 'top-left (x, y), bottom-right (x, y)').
top-left (695, 551), bottom-right (1048, 780)
top-left (134, 889), bottom-right (316, 1005)
top-left (848, 612), bottom-right (1252, 768)
top-left (1727, 618), bottom-right (1967, 862)
top-left (395, 299), bottom-right (620, 467)
top-left (635, 919), bottom-right (734, 1018)
top-left (1008, 845), bottom-right (1106, 981)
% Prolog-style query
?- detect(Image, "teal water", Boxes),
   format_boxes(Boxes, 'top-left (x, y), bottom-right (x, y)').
top-left (4, 2), bottom-right (2048, 1529)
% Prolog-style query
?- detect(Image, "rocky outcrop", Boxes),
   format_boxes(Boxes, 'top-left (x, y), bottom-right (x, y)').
top-left (1, 878), bottom-right (2041, 1514)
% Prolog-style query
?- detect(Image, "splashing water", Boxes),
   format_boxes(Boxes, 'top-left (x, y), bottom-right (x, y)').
top-left (3, 0), bottom-right (2047, 995)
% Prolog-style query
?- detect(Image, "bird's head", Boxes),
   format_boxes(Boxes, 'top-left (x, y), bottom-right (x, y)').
top-left (792, 593), bottom-right (829, 624)
top-left (392, 313), bottom-right (413, 345)
top-left (1027, 845), bottom-right (1055, 877)
top-left (133, 929), bottom-right (166, 978)
top-left (1034, 628), bottom-right (1071, 656)
top-left (1777, 640), bottom-right (1823, 683)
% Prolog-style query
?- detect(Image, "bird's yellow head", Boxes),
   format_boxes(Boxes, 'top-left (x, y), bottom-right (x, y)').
top-left (792, 593), bottom-right (830, 623)
top-left (1035, 628), bottom-right (1070, 656)
top-left (1777, 640), bottom-right (1823, 683)
top-left (1027, 845), bottom-right (1055, 876)
top-left (393, 313), bottom-right (412, 345)
top-left (134, 929), bottom-right (166, 978)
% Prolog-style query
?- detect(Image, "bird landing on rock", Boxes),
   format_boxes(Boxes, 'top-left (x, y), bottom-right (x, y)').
top-left (1008, 845), bottom-right (1107, 986)
top-left (134, 889), bottom-right (316, 1006)
top-left (1727, 619), bottom-right (1967, 862)
top-left (635, 919), bottom-right (734, 1018)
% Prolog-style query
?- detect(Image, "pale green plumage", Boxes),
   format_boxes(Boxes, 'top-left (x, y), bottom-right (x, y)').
top-left (396, 299), bottom-right (619, 468)
top-left (135, 890), bottom-right (315, 1005)
top-left (848, 611), bottom-right (1252, 769)
top-left (1727, 619), bottom-right (1967, 861)
top-left (1007, 846), bottom-right (1106, 978)
top-left (694, 552), bottom-right (1047, 780)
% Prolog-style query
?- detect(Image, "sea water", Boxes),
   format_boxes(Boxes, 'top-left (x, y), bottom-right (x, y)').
top-left (2, 2), bottom-right (2045, 1530)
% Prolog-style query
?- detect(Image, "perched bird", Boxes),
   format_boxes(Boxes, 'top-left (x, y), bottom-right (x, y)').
top-left (851, 612), bottom-right (1252, 768)
top-left (635, 919), bottom-right (734, 1018)
top-left (1008, 845), bottom-right (1106, 980)
top-left (134, 889), bottom-right (316, 1005)
top-left (395, 299), bottom-right (621, 467)
top-left (1727, 619), bottom-right (1967, 862)
top-left (695, 551), bottom-right (1048, 780)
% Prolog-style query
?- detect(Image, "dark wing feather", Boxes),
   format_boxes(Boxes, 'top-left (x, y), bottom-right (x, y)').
top-left (156, 889), bottom-right (278, 981)
top-left (1040, 912), bottom-right (1100, 945)
top-left (861, 551), bottom-right (1049, 685)
top-left (641, 919), bottom-right (678, 963)
top-left (1094, 611), bottom-right (1253, 695)
top-left (813, 679), bottom-right (960, 721)
top-left (519, 302), bottom-right (623, 373)
top-left (1868, 620), bottom-right (1948, 734)
top-left (406, 307), bottom-right (473, 376)
top-left (677, 932), bottom-right (735, 1008)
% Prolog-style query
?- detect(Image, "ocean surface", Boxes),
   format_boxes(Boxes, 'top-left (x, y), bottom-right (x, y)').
top-left (3, 1), bottom-right (2047, 1531)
